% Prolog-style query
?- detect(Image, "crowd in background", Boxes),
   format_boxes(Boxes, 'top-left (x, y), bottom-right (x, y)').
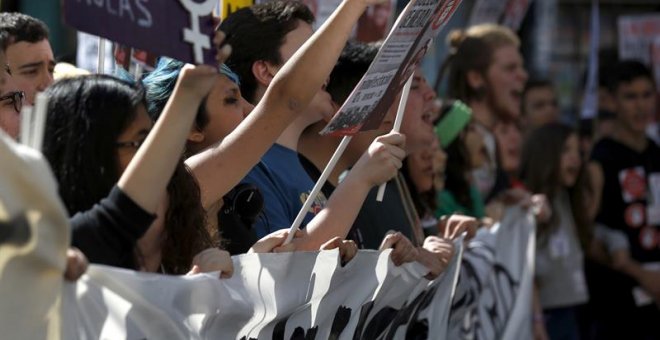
top-left (0, 1), bottom-right (658, 339)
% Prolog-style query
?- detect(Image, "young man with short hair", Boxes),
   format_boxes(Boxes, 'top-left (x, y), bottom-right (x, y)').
top-left (0, 13), bottom-right (54, 105)
top-left (521, 79), bottom-right (559, 132)
top-left (588, 60), bottom-right (660, 340)
top-left (221, 0), bottom-right (406, 250)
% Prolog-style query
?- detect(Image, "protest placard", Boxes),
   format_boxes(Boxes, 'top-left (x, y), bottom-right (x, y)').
top-left (321, 0), bottom-right (463, 136)
top-left (468, 0), bottom-right (507, 26)
top-left (501, 0), bottom-right (531, 31)
top-left (63, 0), bottom-right (218, 65)
top-left (618, 14), bottom-right (660, 66)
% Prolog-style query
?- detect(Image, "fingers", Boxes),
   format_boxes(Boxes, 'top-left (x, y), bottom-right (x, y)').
top-left (64, 247), bottom-right (88, 281)
top-left (438, 214), bottom-right (478, 241)
top-left (419, 237), bottom-right (455, 279)
top-left (375, 132), bottom-right (406, 150)
top-left (249, 229), bottom-right (289, 253)
top-left (320, 238), bottom-right (358, 265)
top-left (378, 231), bottom-right (400, 251)
top-left (213, 30), bottom-right (232, 65)
top-left (250, 229), bottom-right (305, 253)
top-left (416, 248), bottom-right (442, 279)
top-left (186, 264), bottom-right (201, 276)
top-left (320, 236), bottom-right (343, 250)
top-left (340, 240), bottom-right (358, 264)
top-left (191, 248), bottom-right (234, 278)
top-left (379, 232), bottom-right (417, 266)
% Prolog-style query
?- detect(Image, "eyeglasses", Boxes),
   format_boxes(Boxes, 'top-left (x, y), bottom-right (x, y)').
top-left (0, 91), bottom-right (25, 113)
top-left (115, 139), bottom-right (145, 149)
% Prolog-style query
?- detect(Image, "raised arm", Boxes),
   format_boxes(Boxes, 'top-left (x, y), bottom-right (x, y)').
top-left (294, 132), bottom-right (406, 250)
top-left (187, 0), bottom-right (387, 209)
top-left (118, 64), bottom-right (222, 213)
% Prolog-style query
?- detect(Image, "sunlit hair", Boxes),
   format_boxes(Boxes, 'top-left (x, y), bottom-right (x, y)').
top-left (142, 57), bottom-right (240, 127)
top-left (441, 24), bottom-right (519, 103)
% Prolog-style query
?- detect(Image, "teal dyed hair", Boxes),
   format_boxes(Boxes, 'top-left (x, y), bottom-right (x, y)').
top-left (142, 57), bottom-right (240, 126)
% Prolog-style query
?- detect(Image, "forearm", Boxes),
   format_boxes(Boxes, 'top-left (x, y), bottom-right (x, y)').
top-left (118, 91), bottom-right (199, 213)
top-left (294, 175), bottom-right (372, 251)
top-left (619, 260), bottom-right (658, 287)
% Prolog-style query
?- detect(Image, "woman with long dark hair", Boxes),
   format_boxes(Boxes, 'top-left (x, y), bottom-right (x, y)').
top-left (43, 71), bottom-right (221, 275)
top-left (520, 123), bottom-right (591, 340)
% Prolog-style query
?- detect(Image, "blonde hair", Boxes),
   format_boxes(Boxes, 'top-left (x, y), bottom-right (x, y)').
top-left (443, 24), bottom-right (520, 102)
top-left (53, 62), bottom-right (90, 80)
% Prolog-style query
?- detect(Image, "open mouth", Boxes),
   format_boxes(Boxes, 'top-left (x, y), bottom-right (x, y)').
top-left (511, 89), bottom-right (522, 101)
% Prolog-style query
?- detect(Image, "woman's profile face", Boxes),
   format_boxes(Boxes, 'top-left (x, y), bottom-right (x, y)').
top-left (493, 121), bottom-right (522, 174)
top-left (485, 45), bottom-right (528, 119)
top-left (408, 148), bottom-right (435, 193)
top-left (559, 133), bottom-right (581, 188)
top-left (463, 122), bottom-right (487, 169)
top-left (115, 104), bottom-right (153, 175)
top-left (199, 75), bottom-right (254, 150)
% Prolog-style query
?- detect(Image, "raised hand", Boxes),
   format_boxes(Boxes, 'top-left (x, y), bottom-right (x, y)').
top-left (351, 132), bottom-right (406, 187)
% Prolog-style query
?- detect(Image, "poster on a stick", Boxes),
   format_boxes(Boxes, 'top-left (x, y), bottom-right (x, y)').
top-left (321, 0), bottom-right (462, 136)
top-left (63, 0), bottom-right (218, 65)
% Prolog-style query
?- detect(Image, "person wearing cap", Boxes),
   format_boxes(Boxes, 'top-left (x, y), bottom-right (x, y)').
top-left (434, 101), bottom-right (487, 219)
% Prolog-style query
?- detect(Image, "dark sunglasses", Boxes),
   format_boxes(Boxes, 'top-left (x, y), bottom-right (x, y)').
top-left (0, 91), bottom-right (25, 113)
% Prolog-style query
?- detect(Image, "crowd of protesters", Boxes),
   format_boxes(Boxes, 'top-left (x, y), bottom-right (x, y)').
top-left (0, 1), bottom-right (658, 339)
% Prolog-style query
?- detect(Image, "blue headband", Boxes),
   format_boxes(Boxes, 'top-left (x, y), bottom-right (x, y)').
top-left (219, 63), bottom-right (240, 85)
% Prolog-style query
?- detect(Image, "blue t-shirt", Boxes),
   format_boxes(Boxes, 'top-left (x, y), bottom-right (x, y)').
top-left (242, 144), bottom-right (327, 238)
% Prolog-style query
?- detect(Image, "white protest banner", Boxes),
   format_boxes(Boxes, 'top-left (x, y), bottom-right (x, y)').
top-left (0, 131), bottom-right (70, 340)
top-left (63, 0), bottom-right (218, 65)
top-left (62, 246), bottom-right (463, 339)
top-left (321, 0), bottom-right (463, 136)
top-left (448, 205), bottom-right (536, 339)
top-left (618, 14), bottom-right (660, 66)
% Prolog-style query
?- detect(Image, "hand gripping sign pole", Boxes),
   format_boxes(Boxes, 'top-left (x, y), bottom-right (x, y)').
top-left (376, 74), bottom-right (413, 202)
top-left (284, 136), bottom-right (353, 245)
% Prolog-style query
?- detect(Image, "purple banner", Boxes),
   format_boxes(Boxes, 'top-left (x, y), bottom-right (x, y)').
top-left (63, 0), bottom-right (218, 65)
